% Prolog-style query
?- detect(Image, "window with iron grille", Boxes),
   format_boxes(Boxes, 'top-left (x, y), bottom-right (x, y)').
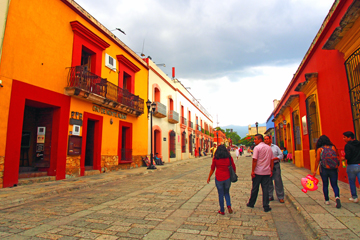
top-left (189, 134), bottom-right (193, 154)
top-left (182, 131), bottom-right (186, 153)
top-left (345, 48), bottom-right (360, 140)
top-left (169, 130), bottom-right (176, 158)
top-left (306, 94), bottom-right (320, 150)
top-left (292, 110), bottom-right (302, 150)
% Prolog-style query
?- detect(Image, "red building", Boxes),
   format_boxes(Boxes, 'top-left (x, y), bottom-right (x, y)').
top-left (271, 0), bottom-right (360, 183)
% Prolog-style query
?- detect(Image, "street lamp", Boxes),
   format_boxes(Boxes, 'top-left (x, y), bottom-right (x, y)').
top-left (216, 131), bottom-right (219, 145)
top-left (146, 99), bottom-right (157, 169)
top-left (255, 122), bottom-right (259, 134)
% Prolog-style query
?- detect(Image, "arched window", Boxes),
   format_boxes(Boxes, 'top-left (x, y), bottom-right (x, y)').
top-left (169, 130), bottom-right (176, 158)
top-left (182, 131), bottom-right (186, 153)
top-left (154, 88), bottom-right (160, 102)
top-left (345, 48), bottom-right (360, 140)
top-left (292, 110), bottom-right (302, 150)
top-left (306, 95), bottom-right (320, 149)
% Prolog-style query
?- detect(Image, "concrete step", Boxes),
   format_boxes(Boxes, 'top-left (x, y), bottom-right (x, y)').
top-left (18, 171), bottom-right (48, 179)
top-left (84, 170), bottom-right (101, 176)
top-left (18, 176), bottom-right (56, 186)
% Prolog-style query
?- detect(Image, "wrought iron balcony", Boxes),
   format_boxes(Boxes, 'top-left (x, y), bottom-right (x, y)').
top-left (168, 110), bottom-right (179, 123)
top-left (65, 66), bottom-right (144, 117)
top-left (189, 121), bottom-right (193, 129)
top-left (153, 101), bottom-right (167, 118)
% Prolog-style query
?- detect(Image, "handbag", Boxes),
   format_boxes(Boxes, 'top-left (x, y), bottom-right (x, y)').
top-left (228, 157), bottom-right (238, 182)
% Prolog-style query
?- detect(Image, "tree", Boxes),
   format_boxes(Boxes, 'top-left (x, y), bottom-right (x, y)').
top-left (225, 129), bottom-right (240, 146)
top-left (239, 136), bottom-right (254, 146)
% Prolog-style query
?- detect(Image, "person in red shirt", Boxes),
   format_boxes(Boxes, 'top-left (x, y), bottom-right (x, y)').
top-left (207, 145), bottom-right (236, 215)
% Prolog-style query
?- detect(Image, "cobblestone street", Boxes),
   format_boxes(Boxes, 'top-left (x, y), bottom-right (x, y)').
top-left (0, 153), bottom-right (313, 240)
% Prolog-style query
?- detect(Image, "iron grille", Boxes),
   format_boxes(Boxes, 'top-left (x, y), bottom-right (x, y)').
top-left (189, 134), bottom-right (193, 154)
top-left (292, 110), bottom-right (302, 150)
top-left (345, 48), bottom-right (360, 140)
top-left (169, 131), bottom-right (176, 158)
top-left (67, 66), bottom-right (144, 114)
top-left (306, 94), bottom-right (320, 149)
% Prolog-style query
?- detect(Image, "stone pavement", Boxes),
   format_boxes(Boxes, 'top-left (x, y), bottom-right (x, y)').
top-left (280, 161), bottom-right (360, 239)
top-left (0, 153), bottom-right (357, 239)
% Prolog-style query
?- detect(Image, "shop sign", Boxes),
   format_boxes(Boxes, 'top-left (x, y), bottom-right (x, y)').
top-left (92, 105), bottom-right (127, 119)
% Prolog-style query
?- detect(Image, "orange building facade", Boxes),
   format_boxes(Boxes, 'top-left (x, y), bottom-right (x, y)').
top-left (0, 0), bottom-right (148, 188)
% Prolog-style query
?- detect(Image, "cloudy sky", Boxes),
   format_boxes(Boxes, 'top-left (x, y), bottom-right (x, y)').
top-left (75, 0), bottom-right (335, 127)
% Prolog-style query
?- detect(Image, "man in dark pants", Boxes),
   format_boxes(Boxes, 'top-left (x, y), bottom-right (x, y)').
top-left (247, 134), bottom-right (274, 212)
top-left (264, 135), bottom-right (285, 203)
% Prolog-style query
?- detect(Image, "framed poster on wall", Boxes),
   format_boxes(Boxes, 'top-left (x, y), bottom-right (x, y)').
top-left (302, 116), bottom-right (308, 135)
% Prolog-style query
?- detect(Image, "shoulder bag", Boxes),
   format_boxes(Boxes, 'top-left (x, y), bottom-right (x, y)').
top-left (229, 157), bottom-right (238, 182)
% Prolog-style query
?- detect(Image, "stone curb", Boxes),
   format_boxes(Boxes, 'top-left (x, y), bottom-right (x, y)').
top-left (285, 192), bottom-right (329, 240)
top-left (0, 156), bottom-right (212, 210)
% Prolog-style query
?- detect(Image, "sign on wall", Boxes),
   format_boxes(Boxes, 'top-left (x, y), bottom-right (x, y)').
top-left (302, 116), bottom-right (308, 135)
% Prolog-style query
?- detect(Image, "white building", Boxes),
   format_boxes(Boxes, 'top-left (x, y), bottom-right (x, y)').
top-left (146, 59), bottom-right (214, 162)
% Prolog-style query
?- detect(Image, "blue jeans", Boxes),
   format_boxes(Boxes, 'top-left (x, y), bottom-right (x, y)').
top-left (320, 166), bottom-right (340, 201)
top-left (215, 178), bottom-right (231, 212)
top-left (346, 164), bottom-right (360, 198)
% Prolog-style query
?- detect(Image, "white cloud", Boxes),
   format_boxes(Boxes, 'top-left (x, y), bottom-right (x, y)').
top-left (74, 0), bottom-right (334, 126)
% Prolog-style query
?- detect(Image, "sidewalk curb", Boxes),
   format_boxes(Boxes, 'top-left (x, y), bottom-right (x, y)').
top-left (285, 192), bottom-right (328, 240)
top-left (0, 156), bottom-right (212, 210)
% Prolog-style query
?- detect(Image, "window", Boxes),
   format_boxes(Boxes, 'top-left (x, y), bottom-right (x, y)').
top-left (169, 131), bottom-right (176, 158)
top-left (306, 95), bottom-right (320, 150)
top-left (118, 121), bottom-right (133, 163)
top-left (117, 55), bottom-right (140, 94)
top-left (105, 53), bottom-right (117, 71)
top-left (169, 98), bottom-right (174, 111)
top-left (182, 131), bottom-right (186, 153)
top-left (292, 110), bottom-right (302, 150)
top-left (154, 88), bottom-right (160, 102)
top-left (345, 48), bottom-right (360, 140)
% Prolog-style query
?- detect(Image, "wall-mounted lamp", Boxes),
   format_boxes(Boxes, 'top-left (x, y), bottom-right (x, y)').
top-left (71, 111), bottom-right (75, 118)
top-left (0, 80), bottom-right (3, 87)
top-left (110, 118), bottom-right (113, 125)
top-left (79, 113), bottom-right (82, 120)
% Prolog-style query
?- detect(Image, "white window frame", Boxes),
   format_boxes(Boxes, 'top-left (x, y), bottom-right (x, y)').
top-left (105, 53), bottom-right (117, 71)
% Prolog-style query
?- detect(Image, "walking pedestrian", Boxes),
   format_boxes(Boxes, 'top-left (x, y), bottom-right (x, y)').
top-left (207, 145), bottom-right (236, 215)
top-left (313, 135), bottom-right (341, 208)
top-left (343, 131), bottom-right (360, 203)
top-left (240, 147), bottom-right (243, 156)
top-left (247, 134), bottom-right (274, 212)
top-left (264, 135), bottom-right (285, 203)
top-left (236, 147), bottom-right (240, 160)
top-left (211, 144), bottom-right (217, 158)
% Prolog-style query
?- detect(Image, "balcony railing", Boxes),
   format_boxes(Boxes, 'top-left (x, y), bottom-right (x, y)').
top-left (153, 101), bottom-right (167, 118)
top-left (168, 110), bottom-right (179, 123)
top-left (189, 121), bottom-right (193, 129)
top-left (180, 116), bottom-right (185, 125)
top-left (66, 66), bottom-right (144, 116)
top-left (121, 148), bottom-right (133, 162)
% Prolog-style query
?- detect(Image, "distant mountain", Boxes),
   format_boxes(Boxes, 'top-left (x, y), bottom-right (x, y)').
top-left (220, 123), bottom-right (266, 138)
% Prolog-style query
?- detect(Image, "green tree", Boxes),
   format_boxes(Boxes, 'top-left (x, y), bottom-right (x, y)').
top-left (225, 129), bottom-right (241, 146)
top-left (239, 136), bottom-right (254, 146)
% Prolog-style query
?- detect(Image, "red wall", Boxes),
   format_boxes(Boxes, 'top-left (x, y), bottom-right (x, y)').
top-left (4, 81), bottom-right (70, 187)
top-left (274, 0), bottom-right (354, 182)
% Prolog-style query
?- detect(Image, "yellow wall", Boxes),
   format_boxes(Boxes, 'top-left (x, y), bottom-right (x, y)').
top-left (0, 0), bottom-right (148, 158)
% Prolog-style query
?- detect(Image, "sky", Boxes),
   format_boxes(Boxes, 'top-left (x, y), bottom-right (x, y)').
top-left (74, 0), bottom-right (335, 127)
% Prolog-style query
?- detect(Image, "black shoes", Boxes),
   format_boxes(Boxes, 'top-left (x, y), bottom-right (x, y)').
top-left (269, 197), bottom-right (274, 201)
top-left (264, 207), bottom-right (272, 212)
top-left (246, 203), bottom-right (254, 208)
top-left (336, 198), bottom-right (341, 208)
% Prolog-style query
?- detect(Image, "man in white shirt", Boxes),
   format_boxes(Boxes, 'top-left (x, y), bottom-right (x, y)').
top-left (264, 135), bottom-right (285, 203)
top-left (247, 134), bottom-right (275, 212)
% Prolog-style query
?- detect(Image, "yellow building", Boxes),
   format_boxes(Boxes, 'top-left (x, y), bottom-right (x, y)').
top-left (0, 0), bottom-right (148, 188)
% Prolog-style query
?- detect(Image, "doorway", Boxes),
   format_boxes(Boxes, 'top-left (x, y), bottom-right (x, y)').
top-left (19, 101), bottom-right (55, 178)
top-left (85, 119), bottom-right (95, 170)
